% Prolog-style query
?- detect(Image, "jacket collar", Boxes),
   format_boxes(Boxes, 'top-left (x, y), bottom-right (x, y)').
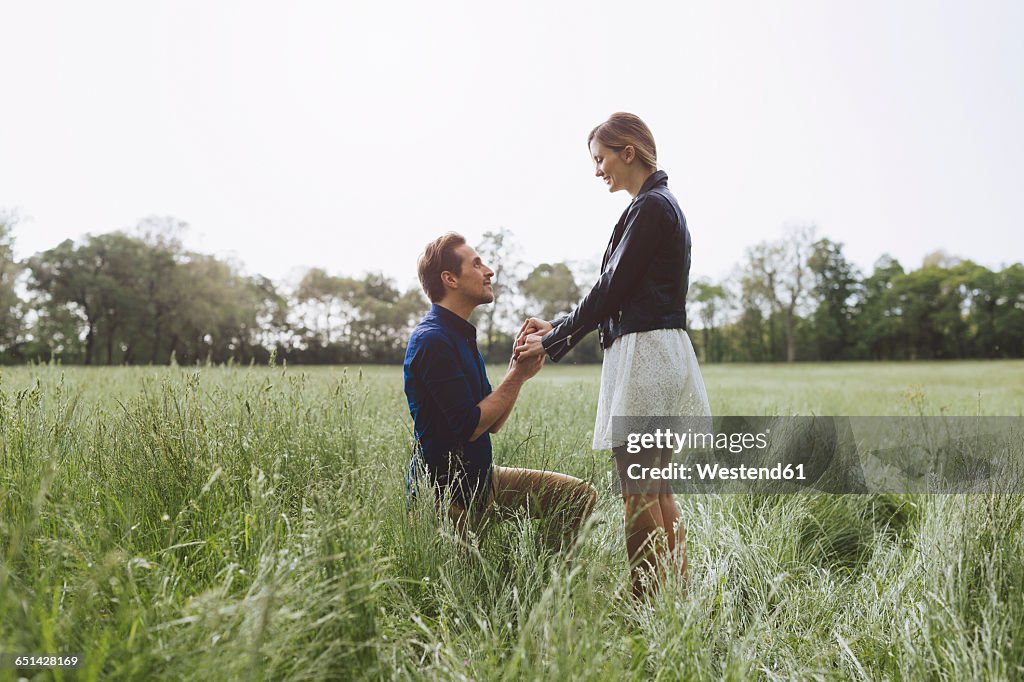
top-left (602, 170), bottom-right (670, 269)
top-left (637, 169), bottom-right (668, 197)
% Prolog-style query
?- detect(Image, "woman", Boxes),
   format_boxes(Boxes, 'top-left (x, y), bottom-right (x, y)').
top-left (515, 112), bottom-right (711, 599)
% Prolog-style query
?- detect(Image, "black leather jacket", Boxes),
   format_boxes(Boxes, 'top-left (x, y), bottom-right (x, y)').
top-left (541, 170), bottom-right (691, 363)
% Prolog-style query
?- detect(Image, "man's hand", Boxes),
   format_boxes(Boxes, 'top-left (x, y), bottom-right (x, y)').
top-left (514, 317), bottom-right (553, 359)
top-left (514, 332), bottom-right (547, 360)
top-left (509, 349), bottom-right (545, 380)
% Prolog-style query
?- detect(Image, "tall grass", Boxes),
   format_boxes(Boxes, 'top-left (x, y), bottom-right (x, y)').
top-left (1, 361), bottom-right (1023, 680)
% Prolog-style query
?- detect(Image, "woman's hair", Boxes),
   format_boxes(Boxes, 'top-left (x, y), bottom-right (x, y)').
top-left (588, 112), bottom-right (657, 171)
top-left (418, 231), bottom-right (466, 303)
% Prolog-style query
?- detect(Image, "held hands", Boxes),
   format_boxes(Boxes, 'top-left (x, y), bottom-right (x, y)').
top-left (507, 348), bottom-right (545, 380)
top-left (507, 317), bottom-right (548, 379)
top-left (506, 316), bottom-right (551, 380)
top-left (513, 317), bottom-right (553, 360)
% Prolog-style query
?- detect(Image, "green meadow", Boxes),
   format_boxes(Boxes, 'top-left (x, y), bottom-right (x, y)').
top-left (1, 361), bottom-right (1023, 680)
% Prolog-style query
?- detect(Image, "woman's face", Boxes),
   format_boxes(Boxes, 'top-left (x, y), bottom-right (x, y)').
top-left (589, 139), bottom-right (631, 193)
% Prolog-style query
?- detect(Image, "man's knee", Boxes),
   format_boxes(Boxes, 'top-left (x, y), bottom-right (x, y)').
top-left (540, 477), bottom-right (595, 520)
top-left (578, 482), bottom-right (598, 518)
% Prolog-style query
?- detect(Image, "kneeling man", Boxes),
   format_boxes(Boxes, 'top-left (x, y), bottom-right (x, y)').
top-left (404, 232), bottom-right (597, 545)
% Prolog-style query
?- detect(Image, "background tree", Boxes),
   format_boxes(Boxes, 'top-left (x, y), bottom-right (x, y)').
top-left (519, 262), bottom-right (580, 320)
top-left (740, 248), bottom-right (780, 360)
top-left (517, 261), bottom-right (603, 363)
top-left (132, 217), bottom-right (190, 364)
top-left (26, 229), bottom-right (289, 365)
top-left (690, 278), bottom-right (729, 363)
top-left (28, 238), bottom-right (108, 365)
top-left (170, 254), bottom-right (278, 364)
top-left (807, 238), bottom-right (862, 360)
top-left (743, 225), bottom-right (815, 362)
top-left (992, 264), bottom-right (1024, 358)
top-left (0, 210), bottom-right (24, 361)
top-left (349, 273), bottom-right (426, 363)
top-left (92, 232), bottom-right (150, 364)
top-left (7, 216), bottom-right (1024, 365)
top-left (966, 263), bottom-right (1001, 358)
top-left (249, 274), bottom-right (290, 361)
top-left (733, 273), bottom-right (770, 362)
top-left (474, 228), bottom-right (523, 361)
top-left (289, 269), bottom-right (425, 364)
top-left (855, 255), bottom-right (906, 360)
top-left (293, 268), bottom-right (362, 361)
top-left (889, 265), bottom-right (966, 360)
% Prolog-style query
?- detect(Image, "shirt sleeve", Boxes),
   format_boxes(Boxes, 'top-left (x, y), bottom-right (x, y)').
top-left (411, 332), bottom-right (482, 443)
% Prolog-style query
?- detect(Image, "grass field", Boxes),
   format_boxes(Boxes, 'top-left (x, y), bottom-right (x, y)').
top-left (1, 361), bottom-right (1023, 680)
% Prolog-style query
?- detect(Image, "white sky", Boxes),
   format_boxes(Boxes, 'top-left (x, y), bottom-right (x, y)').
top-left (2, 1), bottom-right (1021, 294)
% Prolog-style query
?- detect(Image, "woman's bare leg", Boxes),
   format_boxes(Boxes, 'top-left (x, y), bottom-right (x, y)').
top-left (658, 493), bottom-right (687, 585)
top-left (615, 447), bottom-right (688, 598)
top-left (622, 492), bottom-right (667, 599)
top-left (656, 448), bottom-right (687, 587)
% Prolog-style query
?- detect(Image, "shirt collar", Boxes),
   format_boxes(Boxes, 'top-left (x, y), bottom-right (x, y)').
top-left (429, 303), bottom-right (478, 343)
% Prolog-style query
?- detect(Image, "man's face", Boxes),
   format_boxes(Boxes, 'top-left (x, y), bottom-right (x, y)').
top-left (449, 244), bottom-right (495, 305)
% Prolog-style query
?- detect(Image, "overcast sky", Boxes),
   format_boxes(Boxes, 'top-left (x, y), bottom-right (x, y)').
top-left (2, 1), bottom-right (1021, 293)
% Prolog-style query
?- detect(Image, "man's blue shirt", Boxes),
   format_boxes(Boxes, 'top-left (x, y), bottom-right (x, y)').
top-left (404, 304), bottom-right (493, 506)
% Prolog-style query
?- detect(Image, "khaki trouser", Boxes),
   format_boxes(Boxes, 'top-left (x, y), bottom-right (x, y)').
top-left (448, 465), bottom-right (598, 548)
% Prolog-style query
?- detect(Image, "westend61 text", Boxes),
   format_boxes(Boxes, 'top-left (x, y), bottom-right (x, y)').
top-left (626, 462), bottom-right (807, 481)
top-left (625, 428), bottom-right (770, 455)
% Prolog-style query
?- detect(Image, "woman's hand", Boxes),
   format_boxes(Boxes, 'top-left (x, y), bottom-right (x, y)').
top-left (514, 332), bottom-right (547, 360)
top-left (514, 317), bottom-right (553, 352)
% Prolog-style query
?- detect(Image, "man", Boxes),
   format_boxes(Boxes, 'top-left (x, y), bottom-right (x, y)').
top-left (404, 232), bottom-right (596, 543)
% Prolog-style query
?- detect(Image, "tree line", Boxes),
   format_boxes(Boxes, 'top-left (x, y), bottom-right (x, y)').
top-left (692, 227), bottom-right (1023, 363)
top-left (1, 213), bottom-right (1021, 365)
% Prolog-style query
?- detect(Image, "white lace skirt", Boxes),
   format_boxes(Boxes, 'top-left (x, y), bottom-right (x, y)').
top-left (592, 328), bottom-right (712, 450)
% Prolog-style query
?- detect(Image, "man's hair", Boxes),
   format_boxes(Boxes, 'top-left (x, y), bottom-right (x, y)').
top-left (418, 232), bottom-right (466, 303)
